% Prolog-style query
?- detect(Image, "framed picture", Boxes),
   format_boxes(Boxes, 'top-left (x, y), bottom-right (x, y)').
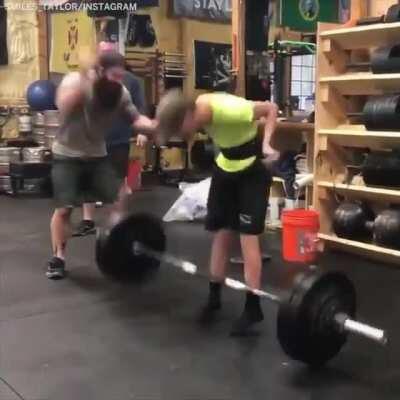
top-left (194, 41), bottom-right (232, 90)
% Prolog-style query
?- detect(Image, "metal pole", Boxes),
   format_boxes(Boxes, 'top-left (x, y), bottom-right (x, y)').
top-left (133, 242), bottom-right (280, 303)
top-left (335, 313), bottom-right (387, 345)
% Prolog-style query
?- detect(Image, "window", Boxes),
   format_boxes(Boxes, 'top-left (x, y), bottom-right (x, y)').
top-left (291, 54), bottom-right (316, 111)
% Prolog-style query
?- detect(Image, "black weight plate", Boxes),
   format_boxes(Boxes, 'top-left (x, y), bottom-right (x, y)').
top-left (362, 151), bottom-right (400, 187)
top-left (385, 4), bottom-right (400, 23)
top-left (374, 209), bottom-right (400, 249)
top-left (277, 272), bottom-right (356, 367)
top-left (363, 95), bottom-right (400, 131)
top-left (191, 140), bottom-right (215, 171)
top-left (371, 45), bottom-right (400, 74)
top-left (332, 202), bottom-right (374, 241)
top-left (96, 213), bottom-right (166, 283)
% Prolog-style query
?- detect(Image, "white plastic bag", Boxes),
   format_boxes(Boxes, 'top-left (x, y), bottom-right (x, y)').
top-left (163, 178), bottom-right (212, 222)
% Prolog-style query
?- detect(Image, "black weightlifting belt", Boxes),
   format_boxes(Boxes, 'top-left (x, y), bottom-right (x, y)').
top-left (219, 135), bottom-right (262, 160)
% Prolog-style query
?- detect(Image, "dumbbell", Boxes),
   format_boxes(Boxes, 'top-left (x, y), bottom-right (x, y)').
top-left (347, 94), bottom-right (400, 131)
top-left (356, 4), bottom-right (400, 25)
top-left (333, 202), bottom-right (400, 249)
top-left (347, 45), bottom-right (400, 75)
top-left (333, 202), bottom-right (374, 241)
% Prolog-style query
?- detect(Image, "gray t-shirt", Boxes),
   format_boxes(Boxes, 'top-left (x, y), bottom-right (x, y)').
top-left (52, 72), bottom-right (139, 158)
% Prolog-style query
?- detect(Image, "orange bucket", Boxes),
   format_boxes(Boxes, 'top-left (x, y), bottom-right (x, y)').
top-left (282, 209), bottom-right (320, 263)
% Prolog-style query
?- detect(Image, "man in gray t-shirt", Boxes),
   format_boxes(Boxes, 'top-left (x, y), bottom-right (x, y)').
top-left (47, 50), bottom-right (156, 280)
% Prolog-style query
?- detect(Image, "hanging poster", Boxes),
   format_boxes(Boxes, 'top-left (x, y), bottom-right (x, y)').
top-left (50, 11), bottom-right (95, 74)
top-left (194, 41), bottom-right (232, 90)
top-left (105, 19), bottom-right (119, 43)
top-left (172, 0), bottom-right (231, 23)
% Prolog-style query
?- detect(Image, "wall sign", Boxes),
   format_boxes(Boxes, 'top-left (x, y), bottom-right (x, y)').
top-left (281, 0), bottom-right (338, 32)
top-left (172, 0), bottom-right (232, 23)
top-left (50, 11), bottom-right (95, 73)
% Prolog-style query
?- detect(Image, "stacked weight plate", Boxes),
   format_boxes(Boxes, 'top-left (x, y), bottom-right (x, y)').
top-left (43, 110), bottom-right (60, 149)
top-left (32, 112), bottom-right (45, 146)
top-left (0, 147), bottom-right (20, 194)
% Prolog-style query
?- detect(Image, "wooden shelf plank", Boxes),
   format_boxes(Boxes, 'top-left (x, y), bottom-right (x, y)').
top-left (320, 73), bottom-right (400, 95)
top-left (319, 128), bottom-right (400, 138)
top-left (318, 181), bottom-right (400, 203)
top-left (318, 128), bottom-right (400, 147)
top-left (276, 121), bottom-right (314, 134)
top-left (319, 22), bottom-right (400, 50)
top-left (319, 233), bottom-right (400, 264)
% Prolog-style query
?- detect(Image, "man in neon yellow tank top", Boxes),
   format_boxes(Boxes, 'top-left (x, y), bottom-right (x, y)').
top-left (156, 88), bottom-right (278, 336)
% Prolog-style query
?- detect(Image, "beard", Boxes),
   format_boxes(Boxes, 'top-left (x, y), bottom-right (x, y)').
top-left (93, 77), bottom-right (123, 110)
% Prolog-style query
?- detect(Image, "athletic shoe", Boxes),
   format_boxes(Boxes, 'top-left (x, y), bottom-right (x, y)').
top-left (46, 257), bottom-right (66, 280)
top-left (72, 220), bottom-right (96, 237)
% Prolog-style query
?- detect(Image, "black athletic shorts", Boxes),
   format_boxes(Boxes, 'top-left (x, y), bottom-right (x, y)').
top-left (205, 160), bottom-right (272, 235)
top-left (52, 155), bottom-right (120, 208)
top-left (107, 143), bottom-right (130, 180)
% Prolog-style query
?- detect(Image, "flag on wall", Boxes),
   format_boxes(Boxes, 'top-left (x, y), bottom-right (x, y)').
top-left (50, 11), bottom-right (95, 74)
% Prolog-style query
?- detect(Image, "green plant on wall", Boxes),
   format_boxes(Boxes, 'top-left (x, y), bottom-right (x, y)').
top-left (281, 0), bottom-right (338, 32)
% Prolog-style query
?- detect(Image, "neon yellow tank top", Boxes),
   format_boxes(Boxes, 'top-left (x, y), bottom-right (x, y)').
top-left (206, 93), bottom-right (258, 172)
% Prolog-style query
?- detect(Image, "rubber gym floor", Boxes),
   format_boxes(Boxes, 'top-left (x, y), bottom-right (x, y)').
top-left (0, 185), bottom-right (399, 400)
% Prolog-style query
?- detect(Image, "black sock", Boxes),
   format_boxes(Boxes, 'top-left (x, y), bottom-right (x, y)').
top-left (230, 291), bottom-right (264, 336)
top-left (244, 291), bottom-right (263, 316)
top-left (207, 281), bottom-right (222, 308)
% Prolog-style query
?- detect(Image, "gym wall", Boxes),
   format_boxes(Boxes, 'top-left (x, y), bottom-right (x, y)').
top-left (126, 2), bottom-right (181, 53)
top-left (182, 19), bottom-right (231, 99)
top-left (125, 3), bottom-right (232, 99)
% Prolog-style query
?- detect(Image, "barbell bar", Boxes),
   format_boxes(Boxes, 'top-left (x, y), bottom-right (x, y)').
top-left (95, 212), bottom-right (388, 367)
top-left (132, 241), bottom-right (387, 345)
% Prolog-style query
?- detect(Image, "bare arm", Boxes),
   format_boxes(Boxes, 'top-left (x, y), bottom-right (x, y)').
top-left (253, 101), bottom-right (279, 156)
top-left (132, 114), bottom-right (158, 137)
top-left (120, 87), bottom-right (158, 138)
top-left (56, 73), bottom-right (88, 117)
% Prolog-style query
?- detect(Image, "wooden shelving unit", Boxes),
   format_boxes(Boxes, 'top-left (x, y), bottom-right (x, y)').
top-left (314, 22), bottom-right (400, 265)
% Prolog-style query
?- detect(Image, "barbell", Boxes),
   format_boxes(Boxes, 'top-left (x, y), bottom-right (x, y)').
top-left (95, 211), bottom-right (388, 367)
top-left (347, 45), bottom-right (400, 74)
top-left (333, 202), bottom-right (400, 249)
